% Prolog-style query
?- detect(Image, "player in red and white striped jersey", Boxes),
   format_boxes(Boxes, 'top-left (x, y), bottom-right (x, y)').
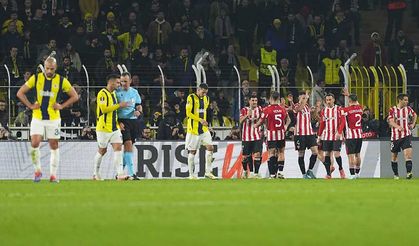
top-left (255, 91), bottom-right (290, 178)
top-left (342, 93), bottom-right (364, 179)
top-left (293, 91), bottom-right (318, 179)
top-left (387, 93), bottom-right (417, 179)
top-left (317, 93), bottom-right (346, 179)
top-left (240, 95), bottom-right (263, 178)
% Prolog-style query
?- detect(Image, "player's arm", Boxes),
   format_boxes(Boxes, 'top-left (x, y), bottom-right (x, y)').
top-left (317, 110), bottom-right (325, 137)
top-left (134, 91), bottom-right (143, 117)
top-left (17, 84), bottom-right (39, 110)
top-left (53, 79), bottom-right (79, 110)
top-left (98, 92), bottom-right (129, 114)
top-left (387, 108), bottom-right (403, 131)
top-left (239, 108), bottom-right (248, 124)
top-left (284, 113), bottom-right (291, 130)
top-left (410, 109), bottom-right (417, 129)
top-left (336, 109), bottom-right (346, 139)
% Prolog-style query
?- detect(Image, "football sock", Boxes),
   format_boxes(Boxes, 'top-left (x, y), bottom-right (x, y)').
top-left (298, 156), bottom-right (306, 174)
top-left (124, 152), bottom-right (134, 176)
top-left (406, 160), bottom-right (413, 173)
top-left (355, 167), bottom-right (360, 174)
top-left (205, 150), bottom-right (213, 173)
top-left (30, 147), bottom-right (41, 172)
top-left (349, 168), bottom-right (355, 175)
top-left (94, 152), bottom-right (103, 176)
top-left (308, 154), bottom-right (317, 170)
top-left (278, 160), bottom-right (284, 172)
top-left (248, 156), bottom-right (254, 172)
top-left (391, 161), bottom-right (399, 176)
top-left (336, 156), bottom-right (343, 170)
top-left (268, 156), bottom-right (276, 175)
top-left (188, 153), bottom-right (195, 176)
top-left (114, 151), bottom-right (124, 176)
top-left (50, 149), bottom-right (59, 177)
top-left (324, 156), bottom-right (331, 176)
top-left (241, 156), bottom-right (248, 173)
top-left (254, 158), bottom-right (261, 174)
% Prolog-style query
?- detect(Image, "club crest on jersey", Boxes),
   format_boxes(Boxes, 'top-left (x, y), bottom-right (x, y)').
top-left (99, 96), bottom-right (105, 104)
top-left (40, 91), bottom-right (54, 97)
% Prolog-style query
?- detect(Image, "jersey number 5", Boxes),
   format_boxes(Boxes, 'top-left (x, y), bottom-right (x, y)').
top-left (275, 114), bottom-right (283, 128)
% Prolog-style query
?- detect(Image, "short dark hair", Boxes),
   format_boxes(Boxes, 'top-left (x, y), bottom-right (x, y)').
top-left (397, 93), bottom-right (408, 101)
top-left (271, 91), bottom-right (280, 101)
top-left (325, 93), bottom-right (335, 98)
top-left (198, 83), bottom-right (208, 90)
top-left (121, 72), bottom-right (131, 78)
top-left (299, 91), bottom-right (306, 96)
top-left (349, 94), bottom-right (358, 102)
top-left (249, 94), bottom-right (258, 100)
top-left (106, 73), bottom-right (120, 82)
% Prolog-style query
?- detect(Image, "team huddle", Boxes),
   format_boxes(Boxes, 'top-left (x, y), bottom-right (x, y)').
top-left (15, 55), bottom-right (417, 181)
top-left (239, 90), bottom-right (417, 180)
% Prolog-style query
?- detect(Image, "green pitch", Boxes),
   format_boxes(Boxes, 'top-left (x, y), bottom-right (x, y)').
top-left (1, 179), bottom-right (418, 245)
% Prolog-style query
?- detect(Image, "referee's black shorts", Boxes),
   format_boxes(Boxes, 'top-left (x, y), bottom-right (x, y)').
top-left (119, 119), bottom-right (139, 143)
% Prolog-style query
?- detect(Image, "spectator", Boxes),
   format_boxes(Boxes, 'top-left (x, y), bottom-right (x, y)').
top-left (278, 58), bottom-right (296, 97)
top-left (140, 126), bottom-right (153, 141)
top-left (62, 42), bottom-right (82, 72)
top-left (131, 42), bottom-right (153, 85)
top-left (156, 111), bottom-right (185, 140)
top-left (56, 14), bottom-right (73, 48)
top-left (265, 18), bottom-right (286, 57)
top-left (208, 100), bottom-right (224, 127)
top-left (95, 48), bottom-right (117, 85)
top-left (117, 24), bottom-right (143, 61)
top-left (2, 46), bottom-right (23, 82)
top-left (122, 11), bottom-right (141, 33)
top-left (240, 80), bottom-right (251, 108)
top-left (336, 39), bottom-right (352, 62)
top-left (0, 99), bottom-right (8, 131)
top-left (406, 44), bottom-right (419, 111)
top-left (79, 126), bottom-right (96, 140)
top-left (102, 11), bottom-right (119, 35)
top-left (57, 56), bottom-right (79, 84)
top-left (170, 47), bottom-right (193, 87)
top-left (19, 0), bottom-right (34, 24)
top-left (190, 24), bottom-right (213, 55)
top-left (168, 22), bottom-right (191, 57)
top-left (69, 26), bottom-right (87, 57)
top-left (82, 12), bottom-right (97, 35)
top-left (84, 35), bottom-right (103, 72)
top-left (320, 49), bottom-right (342, 96)
top-left (384, 0), bottom-right (406, 44)
top-left (307, 36), bottom-right (327, 75)
top-left (389, 30), bottom-right (413, 66)
top-left (214, 8), bottom-right (233, 53)
top-left (79, 0), bottom-right (99, 20)
top-left (218, 44), bottom-right (240, 99)
top-left (1, 21), bottom-right (22, 55)
top-left (312, 80), bottom-right (326, 106)
top-left (325, 10), bottom-right (350, 48)
top-left (29, 9), bottom-right (49, 46)
top-left (362, 32), bottom-right (387, 67)
top-left (147, 11), bottom-right (172, 51)
top-left (22, 29), bottom-right (36, 66)
top-left (2, 11), bottom-right (24, 35)
top-left (100, 25), bottom-right (118, 59)
top-left (283, 13), bottom-right (304, 68)
top-left (256, 40), bottom-right (277, 95)
top-left (209, 0), bottom-right (228, 32)
top-left (306, 15), bottom-right (325, 50)
top-left (224, 126), bottom-right (240, 140)
top-left (0, 0), bottom-right (11, 27)
top-left (235, 0), bottom-right (257, 58)
top-left (38, 39), bottom-right (62, 67)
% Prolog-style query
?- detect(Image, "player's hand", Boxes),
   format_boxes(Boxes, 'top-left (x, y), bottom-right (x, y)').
top-left (317, 137), bottom-right (321, 145)
top-left (29, 102), bottom-right (40, 110)
top-left (335, 133), bottom-right (342, 140)
top-left (397, 125), bottom-right (404, 132)
top-left (342, 88), bottom-right (350, 97)
top-left (409, 124), bottom-right (416, 130)
top-left (53, 103), bottom-right (63, 110)
top-left (119, 122), bottom-right (125, 131)
top-left (134, 110), bottom-right (142, 117)
top-left (200, 119), bottom-right (208, 126)
top-left (119, 101), bottom-right (131, 108)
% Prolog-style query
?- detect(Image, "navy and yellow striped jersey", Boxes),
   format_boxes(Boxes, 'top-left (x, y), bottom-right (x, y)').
top-left (25, 73), bottom-right (72, 120)
top-left (96, 88), bottom-right (120, 133)
top-left (186, 93), bottom-right (210, 135)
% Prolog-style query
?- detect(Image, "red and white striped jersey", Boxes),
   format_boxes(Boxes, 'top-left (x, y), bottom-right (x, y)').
top-left (261, 104), bottom-right (288, 141)
top-left (388, 106), bottom-right (416, 141)
top-left (293, 103), bottom-right (314, 136)
top-left (342, 104), bottom-right (363, 139)
top-left (240, 106), bottom-right (263, 141)
top-left (318, 105), bottom-right (345, 141)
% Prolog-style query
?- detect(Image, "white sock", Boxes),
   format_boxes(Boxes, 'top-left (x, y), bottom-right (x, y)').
top-left (94, 152), bottom-right (103, 176)
top-left (205, 150), bottom-right (213, 173)
top-left (50, 149), bottom-right (59, 177)
top-left (113, 151), bottom-right (124, 176)
top-left (30, 147), bottom-right (41, 172)
top-left (188, 153), bottom-right (195, 176)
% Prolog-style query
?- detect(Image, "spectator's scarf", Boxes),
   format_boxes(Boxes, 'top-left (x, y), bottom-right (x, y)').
top-left (105, 58), bottom-right (114, 70)
top-left (11, 57), bottom-right (19, 78)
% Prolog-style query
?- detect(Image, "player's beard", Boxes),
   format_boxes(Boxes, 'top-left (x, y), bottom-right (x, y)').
top-left (46, 72), bottom-right (55, 78)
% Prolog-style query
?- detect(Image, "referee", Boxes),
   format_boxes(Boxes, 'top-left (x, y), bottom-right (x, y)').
top-left (117, 72), bottom-right (143, 180)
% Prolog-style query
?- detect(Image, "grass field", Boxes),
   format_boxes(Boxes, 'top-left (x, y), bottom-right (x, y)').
top-left (1, 179), bottom-right (418, 245)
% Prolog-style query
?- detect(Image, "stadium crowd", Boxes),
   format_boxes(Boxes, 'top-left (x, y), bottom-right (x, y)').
top-left (0, 0), bottom-right (417, 140)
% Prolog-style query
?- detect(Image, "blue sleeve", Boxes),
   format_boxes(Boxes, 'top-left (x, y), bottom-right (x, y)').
top-left (136, 91), bottom-right (142, 105)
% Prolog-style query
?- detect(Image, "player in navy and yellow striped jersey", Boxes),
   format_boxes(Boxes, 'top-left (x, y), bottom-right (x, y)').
top-left (185, 83), bottom-right (216, 179)
top-left (17, 56), bottom-right (78, 182)
top-left (93, 74), bottom-right (130, 180)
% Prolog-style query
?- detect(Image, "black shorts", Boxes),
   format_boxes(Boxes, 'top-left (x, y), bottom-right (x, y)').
top-left (321, 140), bottom-right (342, 152)
top-left (391, 135), bottom-right (412, 153)
top-left (267, 140), bottom-right (286, 150)
top-left (242, 140), bottom-right (263, 155)
top-left (119, 119), bottom-right (139, 143)
top-left (294, 135), bottom-right (317, 151)
top-left (345, 138), bottom-right (363, 154)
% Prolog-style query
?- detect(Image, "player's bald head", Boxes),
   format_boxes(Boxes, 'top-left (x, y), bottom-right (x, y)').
top-left (44, 57), bottom-right (57, 78)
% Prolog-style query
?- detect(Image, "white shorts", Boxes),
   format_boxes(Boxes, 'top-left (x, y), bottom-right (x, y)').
top-left (97, 130), bottom-right (123, 148)
top-left (30, 119), bottom-right (61, 139)
top-left (185, 131), bottom-right (213, 151)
